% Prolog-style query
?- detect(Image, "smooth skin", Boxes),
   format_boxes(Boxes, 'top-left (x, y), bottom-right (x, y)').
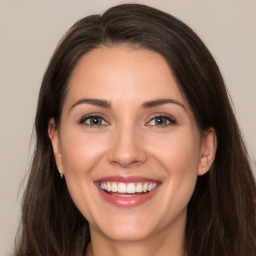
top-left (48, 46), bottom-right (217, 256)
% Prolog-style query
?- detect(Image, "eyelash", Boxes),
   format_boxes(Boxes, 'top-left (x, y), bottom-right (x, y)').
top-left (79, 114), bottom-right (109, 127)
top-left (78, 114), bottom-right (177, 127)
top-left (146, 114), bottom-right (177, 127)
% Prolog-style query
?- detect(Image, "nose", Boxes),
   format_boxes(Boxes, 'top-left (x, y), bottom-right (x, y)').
top-left (107, 125), bottom-right (147, 168)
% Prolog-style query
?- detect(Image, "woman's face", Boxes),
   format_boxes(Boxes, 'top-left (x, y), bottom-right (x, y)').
top-left (49, 46), bottom-right (215, 242)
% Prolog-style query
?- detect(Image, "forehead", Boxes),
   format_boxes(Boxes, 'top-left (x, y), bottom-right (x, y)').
top-left (65, 46), bottom-right (188, 109)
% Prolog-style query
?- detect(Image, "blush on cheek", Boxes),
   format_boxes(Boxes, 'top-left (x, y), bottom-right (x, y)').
top-left (160, 134), bottom-right (199, 170)
top-left (61, 131), bottom-right (108, 182)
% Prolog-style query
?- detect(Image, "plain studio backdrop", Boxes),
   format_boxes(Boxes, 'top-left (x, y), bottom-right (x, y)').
top-left (0, 0), bottom-right (255, 255)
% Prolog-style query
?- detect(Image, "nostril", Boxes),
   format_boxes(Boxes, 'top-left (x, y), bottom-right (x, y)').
top-left (107, 131), bottom-right (147, 167)
top-left (111, 158), bottom-right (141, 168)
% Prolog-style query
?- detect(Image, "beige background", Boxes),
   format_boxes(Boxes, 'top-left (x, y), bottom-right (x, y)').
top-left (0, 0), bottom-right (255, 255)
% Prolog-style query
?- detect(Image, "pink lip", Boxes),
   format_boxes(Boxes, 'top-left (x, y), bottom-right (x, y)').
top-left (94, 176), bottom-right (161, 208)
top-left (95, 175), bottom-right (160, 183)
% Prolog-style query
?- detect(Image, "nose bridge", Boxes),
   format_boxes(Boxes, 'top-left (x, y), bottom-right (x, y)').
top-left (108, 121), bottom-right (147, 167)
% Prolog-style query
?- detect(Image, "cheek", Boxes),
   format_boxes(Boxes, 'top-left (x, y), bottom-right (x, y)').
top-left (150, 129), bottom-right (200, 173)
top-left (59, 128), bottom-right (109, 220)
top-left (60, 129), bottom-right (106, 176)
top-left (149, 129), bottom-right (200, 206)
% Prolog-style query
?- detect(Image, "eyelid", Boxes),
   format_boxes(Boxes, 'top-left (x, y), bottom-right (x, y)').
top-left (145, 113), bottom-right (177, 126)
top-left (78, 113), bottom-right (110, 126)
top-left (77, 112), bottom-right (177, 127)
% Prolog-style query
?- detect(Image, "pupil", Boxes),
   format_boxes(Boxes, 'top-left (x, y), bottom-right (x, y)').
top-left (156, 117), bottom-right (166, 125)
top-left (91, 117), bottom-right (101, 125)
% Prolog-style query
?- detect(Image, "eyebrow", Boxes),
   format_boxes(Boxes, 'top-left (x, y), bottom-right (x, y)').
top-left (142, 99), bottom-right (186, 111)
top-left (70, 98), bottom-right (111, 112)
top-left (69, 98), bottom-right (186, 112)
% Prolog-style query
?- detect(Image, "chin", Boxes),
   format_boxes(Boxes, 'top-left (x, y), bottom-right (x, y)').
top-left (101, 223), bottom-right (153, 242)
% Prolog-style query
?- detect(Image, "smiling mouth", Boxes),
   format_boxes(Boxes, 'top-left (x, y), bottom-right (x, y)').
top-left (95, 176), bottom-right (161, 207)
top-left (98, 182), bottom-right (158, 197)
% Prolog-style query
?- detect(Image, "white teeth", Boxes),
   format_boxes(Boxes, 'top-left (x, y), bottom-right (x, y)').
top-left (143, 183), bottom-right (148, 192)
top-left (99, 181), bottom-right (158, 194)
top-left (118, 183), bottom-right (126, 193)
top-left (136, 183), bottom-right (143, 192)
top-left (107, 182), bottom-right (111, 192)
top-left (126, 183), bottom-right (136, 193)
top-left (152, 183), bottom-right (157, 190)
top-left (112, 183), bottom-right (118, 192)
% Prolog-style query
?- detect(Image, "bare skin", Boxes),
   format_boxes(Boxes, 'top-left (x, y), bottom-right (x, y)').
top-left (48, 46), bottom-right (217, 256)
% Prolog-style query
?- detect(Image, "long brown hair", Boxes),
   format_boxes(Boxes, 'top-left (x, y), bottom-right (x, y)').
top-left (15, 4), bottom-right (256, 256)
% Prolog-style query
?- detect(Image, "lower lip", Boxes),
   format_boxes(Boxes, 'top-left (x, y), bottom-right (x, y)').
top-left (96, 185), bottom-right (160, 208)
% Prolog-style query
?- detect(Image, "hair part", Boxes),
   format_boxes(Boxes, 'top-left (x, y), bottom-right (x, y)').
top-left (15, 4), bottom-right (256, 256)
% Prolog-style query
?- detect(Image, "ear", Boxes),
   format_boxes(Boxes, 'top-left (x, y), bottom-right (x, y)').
top-left (48, 118), bottom-right (64, 174)
top-left (198, 128), bottom-right (217, 176)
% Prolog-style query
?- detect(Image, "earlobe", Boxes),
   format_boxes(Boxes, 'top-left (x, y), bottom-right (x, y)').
top-left (198, 128), bottom-right (217, 176)
top-left (48, 118), bottom-right (64, 173)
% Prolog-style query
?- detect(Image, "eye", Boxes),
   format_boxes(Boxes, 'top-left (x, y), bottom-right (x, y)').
top-left (146, 115), bottom-right (176, 127)
top-left (79, 115), bottom-right (108, 126)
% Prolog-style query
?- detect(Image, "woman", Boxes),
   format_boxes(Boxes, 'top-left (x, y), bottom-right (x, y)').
top-left (15, 3), bottom-right (256, 256)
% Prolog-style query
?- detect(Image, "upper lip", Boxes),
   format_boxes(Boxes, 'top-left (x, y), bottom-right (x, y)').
top-left (94, 175), bottom-right (161, 183)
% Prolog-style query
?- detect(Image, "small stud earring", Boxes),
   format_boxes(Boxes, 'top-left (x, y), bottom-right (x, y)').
top-left (59, 170), bottom-right (64, 179)
top-left (203, 167), bottom-right (206, 174)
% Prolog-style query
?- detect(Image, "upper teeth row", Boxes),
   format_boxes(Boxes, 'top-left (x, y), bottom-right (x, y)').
top-left (100, 182), bottom-right (157, 193)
